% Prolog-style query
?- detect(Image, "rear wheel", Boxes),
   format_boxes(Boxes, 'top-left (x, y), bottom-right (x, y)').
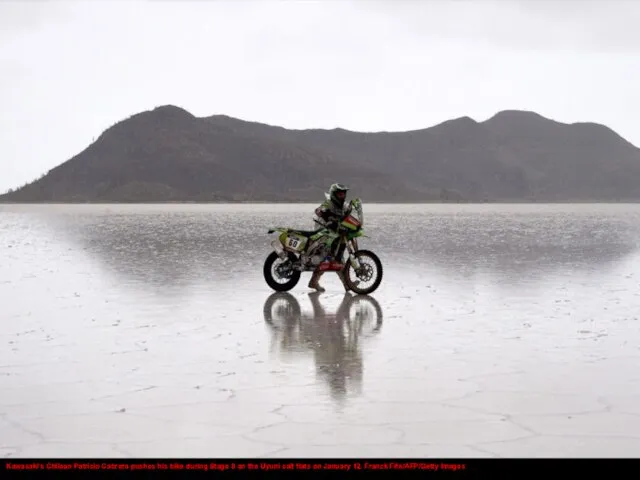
top-left (263, 251), bottom-right (301, 292)
top-left (263, 292), bottom-right (302, 328)
top-left (343, 250), bottom-right (383, 295)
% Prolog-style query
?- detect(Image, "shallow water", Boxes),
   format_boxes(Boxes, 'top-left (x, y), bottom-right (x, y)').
top-left (2, 203), bottom-right (640, 458)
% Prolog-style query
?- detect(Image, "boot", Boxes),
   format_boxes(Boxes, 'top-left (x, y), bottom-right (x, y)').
top-left (308, 270), bottom-right (326, 292)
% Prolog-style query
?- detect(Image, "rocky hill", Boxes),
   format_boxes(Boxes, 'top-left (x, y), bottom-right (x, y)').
top-left (2, 105), bottom-right (640, 202)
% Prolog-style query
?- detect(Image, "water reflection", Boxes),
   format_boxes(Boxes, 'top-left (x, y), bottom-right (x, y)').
top-left (263, 292), bottom-right (383, 404)
top-left (381, 215), bottom-right (640, 284)
top-left (412, 240), bottom-right (639, 282)
top-left (41, 213), bottom-right (270, 293)
top-left (32, 205), bottom-right (640, 295)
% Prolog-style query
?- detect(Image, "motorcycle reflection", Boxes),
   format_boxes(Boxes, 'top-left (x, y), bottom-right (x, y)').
top-left (263, 292), bottom-right (383, 403)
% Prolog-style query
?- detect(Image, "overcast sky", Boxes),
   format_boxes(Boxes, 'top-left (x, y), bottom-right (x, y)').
top-left (1, 0), bottom-right (640, 192)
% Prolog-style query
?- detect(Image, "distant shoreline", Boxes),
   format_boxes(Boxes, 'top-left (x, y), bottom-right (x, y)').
top-left (2, 200), bottom-right (640, 205)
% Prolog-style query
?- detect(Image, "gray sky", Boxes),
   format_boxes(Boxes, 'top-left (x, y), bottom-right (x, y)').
top-left (1, 0), bottom-right (640, 193)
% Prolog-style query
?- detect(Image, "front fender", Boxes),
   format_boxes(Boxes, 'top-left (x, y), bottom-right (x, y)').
top-left (268, 227), bottom-right (289, 234)
top-left (348, 229), bottom-right (368, 239)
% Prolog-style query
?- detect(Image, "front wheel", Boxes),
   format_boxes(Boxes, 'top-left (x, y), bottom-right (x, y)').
top-left (263, 251), bottom-right (301, 292)
top-left (342, 250), bottom-right (383, 295)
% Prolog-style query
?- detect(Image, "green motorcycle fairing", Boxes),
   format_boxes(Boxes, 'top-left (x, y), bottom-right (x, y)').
top-left (346, 229), bottom-right (367, 239)
top-left (267, 198), bottom-right (366, 253)
top-left (267, 226), bottom-right (341, 253)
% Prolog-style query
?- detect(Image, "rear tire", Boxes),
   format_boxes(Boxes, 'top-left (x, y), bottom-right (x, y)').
top-left (263, 251), bottom-right (301, 292)
top-left (343, 250), bottom-right (383, 295)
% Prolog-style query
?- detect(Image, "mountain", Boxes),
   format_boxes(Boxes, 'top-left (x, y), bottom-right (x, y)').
top-left (206, 110), bottom-right (640, 202)
top-left (0, 106), bottom-right (449, 203)
top-left (2, 105), bottom-right (640, 203)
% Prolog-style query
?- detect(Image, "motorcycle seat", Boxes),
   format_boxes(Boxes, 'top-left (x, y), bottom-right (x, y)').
top-left (290, 228), bottom-right (324, 237)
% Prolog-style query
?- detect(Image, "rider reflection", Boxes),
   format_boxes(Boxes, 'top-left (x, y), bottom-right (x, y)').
top-left (263, 292), bottom-right (383, 404)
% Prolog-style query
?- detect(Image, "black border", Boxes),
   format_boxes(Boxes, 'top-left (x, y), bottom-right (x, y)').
top-left (2, 458), bottom-right (637, 475)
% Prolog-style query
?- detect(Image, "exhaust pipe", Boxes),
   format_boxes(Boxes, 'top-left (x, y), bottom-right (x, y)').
top-left (271, 240), bottom-right (287, 259)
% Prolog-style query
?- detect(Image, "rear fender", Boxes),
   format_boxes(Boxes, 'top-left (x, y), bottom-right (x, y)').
top-left (266, 227), bottom-right (290, 247)
top-left (267, 227), bottom-right (289, 235)
top-left (270, 228), bottom-right (309, 255)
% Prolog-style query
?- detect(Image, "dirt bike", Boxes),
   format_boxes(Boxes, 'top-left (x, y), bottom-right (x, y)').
top-left (263, 198), bottom-right (383, 295)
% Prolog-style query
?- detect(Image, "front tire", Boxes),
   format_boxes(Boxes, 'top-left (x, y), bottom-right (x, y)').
top-left (343, 250), bottom-right (383, 295)
top-left (263, 251), bottom-right (301, 292)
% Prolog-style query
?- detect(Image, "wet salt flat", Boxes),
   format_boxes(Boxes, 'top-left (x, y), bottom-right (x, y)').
top-left (2, 203), bottom-right (640, 458)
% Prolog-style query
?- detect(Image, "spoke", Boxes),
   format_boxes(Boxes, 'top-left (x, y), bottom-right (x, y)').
top-left (272, 258), bottom-right (293, 283)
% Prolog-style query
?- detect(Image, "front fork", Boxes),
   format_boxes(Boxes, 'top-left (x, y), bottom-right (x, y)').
top-left (344, 238), bottom-right (361, 270)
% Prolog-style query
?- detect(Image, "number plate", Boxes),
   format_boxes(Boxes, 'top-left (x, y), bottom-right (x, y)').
top-left (285, 235), bottom-right (305, 251)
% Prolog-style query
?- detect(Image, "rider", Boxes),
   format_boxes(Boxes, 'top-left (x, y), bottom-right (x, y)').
top-left (309, 183), bottom-right (351, 292)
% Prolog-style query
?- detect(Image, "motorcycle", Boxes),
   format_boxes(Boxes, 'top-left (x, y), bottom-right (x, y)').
top-left (263, 198), bottom-right (383, 295)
